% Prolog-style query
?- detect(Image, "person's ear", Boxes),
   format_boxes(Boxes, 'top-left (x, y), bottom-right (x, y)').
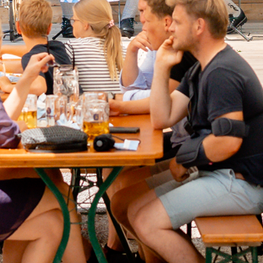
top-left (195, 18), bottom-right (205, 36)
top-left (16, 21), bottom-right (22, 34)
top-left (164, 16), bottom-right (173, 32)
top-left (84, 23), bottom-right (90, 31)
top-left (47, 23), bottom-right (52, 35)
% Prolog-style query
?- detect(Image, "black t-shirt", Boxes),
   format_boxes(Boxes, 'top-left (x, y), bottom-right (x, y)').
top-left (22, 41), bottom-right (71, 95)
top-left (170, 51), bottom-right (197, 82)
top-left (177, 44), bottom-right (263, 185)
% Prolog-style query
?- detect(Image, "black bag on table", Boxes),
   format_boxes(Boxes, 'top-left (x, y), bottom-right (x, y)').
top-left (20, 126), bottom-right (88, 153)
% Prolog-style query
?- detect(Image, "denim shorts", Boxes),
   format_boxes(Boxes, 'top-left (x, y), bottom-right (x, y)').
top-left (149, 169), bottom-right (263, 230)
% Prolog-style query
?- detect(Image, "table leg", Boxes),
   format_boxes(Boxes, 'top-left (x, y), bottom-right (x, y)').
top-left (88, 167), bottom-right (123, 263)
top-left (35, 168), bottom-right (71, 263)
top-left (96, 168), bottom-right (136, 263)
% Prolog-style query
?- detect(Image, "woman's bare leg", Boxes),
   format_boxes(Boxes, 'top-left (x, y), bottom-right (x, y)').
top-left (4, 209), bottom-right (63, 263)
top-left (3, 168), bottom-right (87, 263)
top-left (3, 241), bottom-right (28, 263)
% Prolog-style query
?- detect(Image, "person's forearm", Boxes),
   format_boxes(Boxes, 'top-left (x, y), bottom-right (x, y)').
top-left (28, 77), bottom-right (47, 96)
top-left (1, 45), bottom-right (27, 57)
top-left (110, 97), bottom-right (150, 115)
top-left (0, 83), bottom-right (15, 93)
top-left (121, 49), bottom-right (139, 87)
top-left (150, 64), bottom-right (173, 129)
top-left (120, 97), bottom-right (150, 115)
top-left (4, 74), bottom-right (33, 119)
top-left (2, 60), bottom-right (23, 73)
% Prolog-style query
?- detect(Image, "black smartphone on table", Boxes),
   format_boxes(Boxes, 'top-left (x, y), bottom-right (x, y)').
top-left (110, 127), bottom-right (140, 133)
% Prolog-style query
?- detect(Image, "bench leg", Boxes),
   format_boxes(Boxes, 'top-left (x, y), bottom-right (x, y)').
top-left (205, 248), bottom-right (213, 263)
top-left (205, 246), bottom-right (260, 263)
top-left (251, 247), bottom-right (258, 263)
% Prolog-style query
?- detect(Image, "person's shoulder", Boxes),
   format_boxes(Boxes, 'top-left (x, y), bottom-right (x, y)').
top-left (27, 43), bottom-right (48, 54)
top-left (208, 44), bottom-right (251, 74)
top-left (48, 41), bottom-right (71, 64)
top-left (22, 44), bottom-right (47, 64)
top-left (66, 37), bottom-right (104, 51)
top-left (49, 40), bottom-right (66, 48)
top-left (48, 40), bottom-right (68, 54)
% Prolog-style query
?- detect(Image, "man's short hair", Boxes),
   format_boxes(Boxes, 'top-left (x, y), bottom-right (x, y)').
top-left (165, 0), bottom-right (228, 38)
top-left (145, 0), bottom-right (174, 18)
top-left (19, 0), bottom-right (52, 38)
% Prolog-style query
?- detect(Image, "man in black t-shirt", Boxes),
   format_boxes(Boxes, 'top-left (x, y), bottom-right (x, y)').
top-left (105, 0), bottom-right (196, 261)
top-left (111, 0), bottom-right (263, 262)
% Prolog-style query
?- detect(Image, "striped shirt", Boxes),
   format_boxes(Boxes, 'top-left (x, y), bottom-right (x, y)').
top-left (65, 37), bottom-right (123, 93)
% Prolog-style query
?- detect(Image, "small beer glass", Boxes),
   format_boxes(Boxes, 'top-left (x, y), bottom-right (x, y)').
top-left (18, 94), bottom-right (37, 128)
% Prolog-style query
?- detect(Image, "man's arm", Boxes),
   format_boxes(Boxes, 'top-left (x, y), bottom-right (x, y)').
top-left (121, 31), bottom-right (152, 87)
top-left (150, 36), bottom-right (189, 129)
top-left (110, 78), bottom-right (179, 116)
top-left (170, 111), bottom-right (243, 181)
top-left (203, 111), bottom-right (243, 162)
top-left (110, 97), bottom-right (150, 115)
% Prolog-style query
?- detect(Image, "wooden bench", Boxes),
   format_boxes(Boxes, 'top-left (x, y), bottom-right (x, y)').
top-left (195, 215), bottom-right (263, 263)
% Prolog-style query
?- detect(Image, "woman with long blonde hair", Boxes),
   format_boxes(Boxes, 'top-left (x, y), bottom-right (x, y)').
top-left (66, 0), bottom-right (124, 93)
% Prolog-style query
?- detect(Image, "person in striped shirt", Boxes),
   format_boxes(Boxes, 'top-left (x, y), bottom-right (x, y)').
top-left (65, 0), bottom-right (125, 94)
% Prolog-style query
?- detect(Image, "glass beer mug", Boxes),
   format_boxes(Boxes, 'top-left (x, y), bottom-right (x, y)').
top-left (53, 65), bottom-right (79, 121)
top-left (82, 99), bottom-right (110, 145)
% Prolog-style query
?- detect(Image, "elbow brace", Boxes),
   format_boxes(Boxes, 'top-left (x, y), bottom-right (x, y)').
top-left (176, 118), bottom-right (249, 168)
top-left (212, 118), bottom-right (249, 138)
top-left (176, 134), bottom-right (211, 168)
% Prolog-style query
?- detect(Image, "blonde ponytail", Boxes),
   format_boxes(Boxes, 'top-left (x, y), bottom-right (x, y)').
top-left (74, 0), bottom-right (123, 80)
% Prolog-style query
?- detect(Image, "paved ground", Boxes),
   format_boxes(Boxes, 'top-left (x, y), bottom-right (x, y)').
top-left (1, 21), bottom-right (263, 262)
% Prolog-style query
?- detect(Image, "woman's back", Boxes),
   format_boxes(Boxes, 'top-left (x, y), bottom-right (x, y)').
top-left (66, 37), bottom-right (123, 93)
top-left (68, 0), bottom-right (124, 93)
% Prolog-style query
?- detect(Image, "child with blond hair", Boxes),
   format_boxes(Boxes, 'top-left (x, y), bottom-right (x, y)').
top-left (0, 0), bottom-right (71, 96)
top-left (65, 0), bottom-right (124, 93)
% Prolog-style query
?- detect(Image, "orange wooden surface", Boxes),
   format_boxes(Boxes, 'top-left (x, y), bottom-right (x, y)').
top-left (195, 215), bottom-right (263, 246)
top-left (0, 114), bottom-right (163, 168)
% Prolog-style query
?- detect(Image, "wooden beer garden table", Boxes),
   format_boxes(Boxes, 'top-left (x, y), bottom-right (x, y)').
top-left (0, 114), bottom-right (163, 263)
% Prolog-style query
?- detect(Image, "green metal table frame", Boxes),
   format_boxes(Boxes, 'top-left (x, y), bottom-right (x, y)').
top-left (88, 167), bottom-right (136, 263)
top-left (205, 246), bottom-right (258, 263)
top-left (35, 166), bottom-right (136, 263)
top-left (35, 168), bottom-right (71, 263)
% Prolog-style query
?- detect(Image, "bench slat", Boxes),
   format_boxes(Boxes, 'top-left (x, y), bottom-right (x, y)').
top-left (195, 215), bottom-right (263, 246)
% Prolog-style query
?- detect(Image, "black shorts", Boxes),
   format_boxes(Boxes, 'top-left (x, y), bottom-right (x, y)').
top-left (0, 178), bottom-right (45, 241)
